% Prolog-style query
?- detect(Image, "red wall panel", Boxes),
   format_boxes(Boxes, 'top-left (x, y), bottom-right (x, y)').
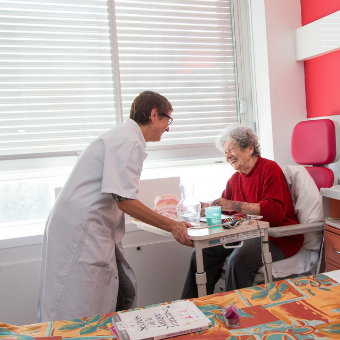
top-left (300, 0), bottom-right (340, 118)
top-left (301, 0), bottom-right (340, 25)
top-left (305, 51), bottom-right (340, 118)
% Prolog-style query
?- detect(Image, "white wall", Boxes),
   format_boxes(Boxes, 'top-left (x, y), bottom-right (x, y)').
top-left (0, 242), bottom-right (42, 326)
top-left (260, 0), bottom-right (340, 178)
top-left (247, 0), bottom-right (274, 160)
top-left (265, 0), bottom-right (307, 167)
top-left (250, 0), bottom-right (307, 168)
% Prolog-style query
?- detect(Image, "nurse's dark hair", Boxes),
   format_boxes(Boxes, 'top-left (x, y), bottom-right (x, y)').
top-left (130, 91), bottom-right (173, 125)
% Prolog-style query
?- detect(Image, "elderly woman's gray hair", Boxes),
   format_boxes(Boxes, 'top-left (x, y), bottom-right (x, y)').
top-left (215, 125), bottom-right (261, 157)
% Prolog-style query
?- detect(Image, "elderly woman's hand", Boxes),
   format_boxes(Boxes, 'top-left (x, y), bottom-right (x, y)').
top-left (200, 202), bottom-right (210, 216)
top-left (210, 197), bottom-right (233, 212)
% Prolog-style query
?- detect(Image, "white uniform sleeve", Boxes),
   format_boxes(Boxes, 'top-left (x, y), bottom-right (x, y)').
top-left (101, 137), bottom-right (144, 199)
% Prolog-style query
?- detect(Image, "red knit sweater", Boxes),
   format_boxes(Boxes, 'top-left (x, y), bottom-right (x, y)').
top-left (222, 156), bottom-right (303, 258)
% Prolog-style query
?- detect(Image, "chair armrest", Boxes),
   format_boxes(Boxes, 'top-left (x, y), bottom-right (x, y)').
top-left (267, 222), bottom-right (324, 237)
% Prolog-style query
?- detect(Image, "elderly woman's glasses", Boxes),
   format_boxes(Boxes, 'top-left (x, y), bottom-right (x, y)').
top-left (160, 113), bottom-right (173, 126)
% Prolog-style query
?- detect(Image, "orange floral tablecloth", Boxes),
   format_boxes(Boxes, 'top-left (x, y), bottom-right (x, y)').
top-left (1, 274), bottom-right (340, 340)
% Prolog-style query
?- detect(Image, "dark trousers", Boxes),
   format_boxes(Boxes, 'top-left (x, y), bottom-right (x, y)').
top-left (181, 238), bottom-right (286, 299)
top-left (115, 260), bottom-right (135, 312)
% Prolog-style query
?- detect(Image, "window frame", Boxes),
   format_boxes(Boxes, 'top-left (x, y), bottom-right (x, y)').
top-left (0, 0), bottom-right (258, 239)
top-left (0, 0), bottom-right (255, 164)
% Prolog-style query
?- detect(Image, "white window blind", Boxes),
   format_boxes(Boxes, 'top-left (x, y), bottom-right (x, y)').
top-left (114, 0), bottom-right (239, 161)
top-left (0, 0), bottom-right (239, 161)
top-left (0, 0), bottom-right (116, 158)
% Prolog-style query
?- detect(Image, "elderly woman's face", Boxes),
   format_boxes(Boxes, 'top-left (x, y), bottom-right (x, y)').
top-left (223, 141), bottom-right (254, 174)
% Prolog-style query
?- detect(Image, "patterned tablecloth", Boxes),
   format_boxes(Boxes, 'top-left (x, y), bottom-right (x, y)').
top-left (1, 273), bottom-right (340, 340)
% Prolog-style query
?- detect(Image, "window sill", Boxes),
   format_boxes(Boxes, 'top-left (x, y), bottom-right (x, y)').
top-left (0, 162), bottom-right (233, 250)
top-left (0, 220), bottom-right (163, 250)
top-left (0, 217), bottom-right (141, 250)
top-left (0, 224), bottom-right (44, 250)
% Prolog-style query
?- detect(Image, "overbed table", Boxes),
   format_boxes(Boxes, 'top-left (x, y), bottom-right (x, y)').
top-left (136, 219), bottom-right (273, 297)
top-left (2, 271), bottom-right (340, 340)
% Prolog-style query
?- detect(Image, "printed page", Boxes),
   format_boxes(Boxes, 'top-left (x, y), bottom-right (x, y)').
top-left (111, 300), bottom-right (210, 340)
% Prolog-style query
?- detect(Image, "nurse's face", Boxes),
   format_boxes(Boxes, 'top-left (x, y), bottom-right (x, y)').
top-left (152, 110), bottom-right (172, 142)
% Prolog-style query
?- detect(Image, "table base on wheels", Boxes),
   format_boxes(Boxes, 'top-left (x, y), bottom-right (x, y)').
top-left (136, 219), bottom-right (273, 297)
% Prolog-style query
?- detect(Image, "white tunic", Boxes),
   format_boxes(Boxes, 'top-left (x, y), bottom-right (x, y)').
top-left (37, 119), bottom-right (147, 322)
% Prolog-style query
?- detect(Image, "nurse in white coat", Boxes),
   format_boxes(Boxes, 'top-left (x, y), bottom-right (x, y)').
top-left (37, 91), bottom-right (193, 322)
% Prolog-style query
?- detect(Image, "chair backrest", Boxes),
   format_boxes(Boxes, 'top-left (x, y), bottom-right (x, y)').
top-left (291, 119), bottom-right (340, 190)
top-left (256, 120), bottom-right (340, 280)
top-left (288, 119), bottom-right (340, 251)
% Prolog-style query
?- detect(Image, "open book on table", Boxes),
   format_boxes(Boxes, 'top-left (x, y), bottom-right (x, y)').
top-left (107, 300), bottom-right (211, 340)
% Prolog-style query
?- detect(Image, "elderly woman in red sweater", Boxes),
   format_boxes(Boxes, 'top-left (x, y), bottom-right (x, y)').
top-left (181, 125), bottom-right (303, 298)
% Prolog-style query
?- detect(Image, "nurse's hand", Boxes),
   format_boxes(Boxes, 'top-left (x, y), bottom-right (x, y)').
top-left (169, 221), bottom-right (194, 247)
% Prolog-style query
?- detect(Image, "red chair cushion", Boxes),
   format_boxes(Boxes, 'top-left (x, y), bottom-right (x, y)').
top-left (291, 119), bottom-right (337, 165)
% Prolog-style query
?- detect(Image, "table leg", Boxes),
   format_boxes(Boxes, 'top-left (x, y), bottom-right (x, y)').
top-left (194, 241), bottom-right (207, 297)
top-left (261, 229), bottom-right (273, 283)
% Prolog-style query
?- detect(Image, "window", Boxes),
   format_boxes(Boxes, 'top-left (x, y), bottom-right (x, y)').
top-left (0, 0), bottom-right (251, 232)
top-left (0, 0), bottom-right (241, 161)
top-left (113, 0), bottom-right (240, 161)
top-left (1, 0), bottom-right (116, 159)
